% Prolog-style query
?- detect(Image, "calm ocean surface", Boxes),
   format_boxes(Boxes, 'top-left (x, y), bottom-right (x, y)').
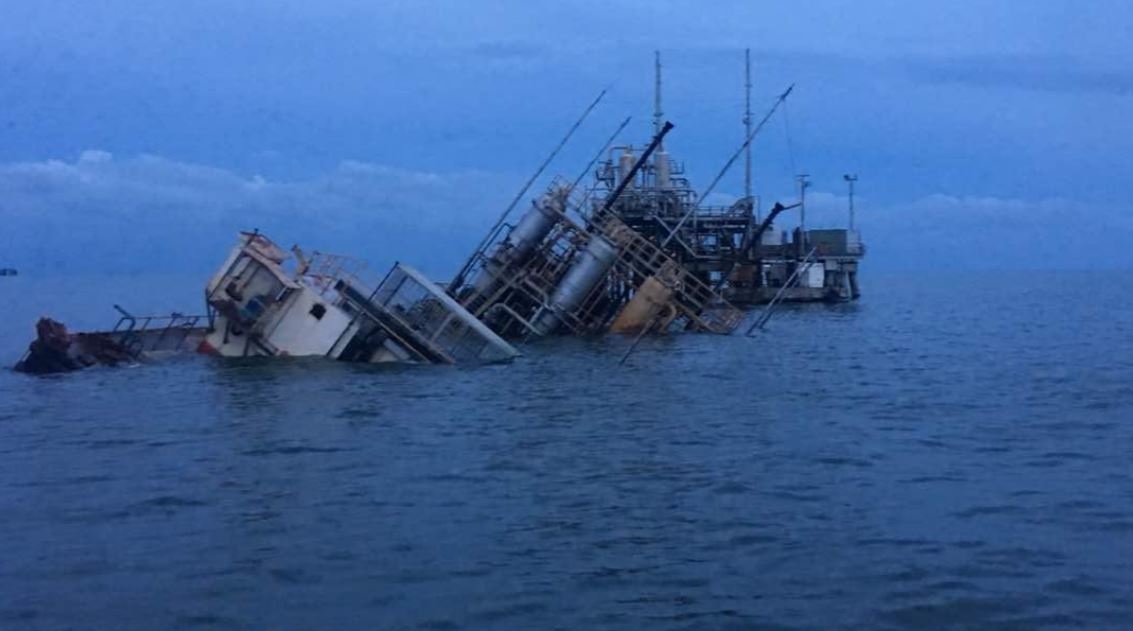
top-left (1, 271), bottom-right (1132, 629)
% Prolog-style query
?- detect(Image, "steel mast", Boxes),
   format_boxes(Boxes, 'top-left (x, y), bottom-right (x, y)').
top-left (744, 48), bottom-right (755, 219)
top-left (653, 50), bottom-right (663, 144)
top-left (797, 173), bottom-right (810, 239)
top-left (844, 173), bottom-right (858, 230)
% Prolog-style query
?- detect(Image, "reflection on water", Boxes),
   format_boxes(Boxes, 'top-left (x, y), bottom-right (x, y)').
top-left (2, 271), bottom-right (1132, 629)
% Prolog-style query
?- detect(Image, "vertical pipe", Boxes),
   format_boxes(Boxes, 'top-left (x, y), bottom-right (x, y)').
top-left (597, 122), bottom-right (674, 219)
top-left (797, 174), bottom-right (809, 240)
top-left (653, 50), bottom-right (663, 144)
top-left (744, 48), bottom-right (754, 220)
top-left (568, 116), bottom-right (632, 202)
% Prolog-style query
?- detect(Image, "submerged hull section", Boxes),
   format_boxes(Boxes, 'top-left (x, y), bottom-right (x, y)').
top-left (14, 315), bottom-right (207, 374)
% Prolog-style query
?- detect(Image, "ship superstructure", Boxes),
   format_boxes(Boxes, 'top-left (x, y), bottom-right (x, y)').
top-left (447, 122), bottom-right (745, 340)
top-left (584, 51), bottom-right (865, 305)
top-left (200, 232), bottom-right (519, 364)
top-left (14, 48), bottom-right (869, 374)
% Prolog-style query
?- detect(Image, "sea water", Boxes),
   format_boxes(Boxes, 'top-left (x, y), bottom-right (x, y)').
top-left (1, 271), bottom-right (1131, 629)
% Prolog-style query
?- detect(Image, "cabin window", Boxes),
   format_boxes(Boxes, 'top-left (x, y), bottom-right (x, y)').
top-left (309, 303), bottom-right (327, 320)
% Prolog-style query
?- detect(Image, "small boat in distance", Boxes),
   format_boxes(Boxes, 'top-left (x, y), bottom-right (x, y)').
top-left (0, 268), bottom-right (17, 276)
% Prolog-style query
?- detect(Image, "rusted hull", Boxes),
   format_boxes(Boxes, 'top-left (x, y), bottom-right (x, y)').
top-left (14, 317), bottom-right (208, 375)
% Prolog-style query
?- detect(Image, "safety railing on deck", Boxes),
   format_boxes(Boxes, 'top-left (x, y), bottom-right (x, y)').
top-left (111, 305), bottom-right (206, 354)
top-left (304, 252), bottom-right (384, 302)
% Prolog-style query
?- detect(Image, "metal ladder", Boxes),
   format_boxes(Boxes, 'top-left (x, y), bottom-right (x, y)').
top-left (593, 214), bottom-right (745, 334)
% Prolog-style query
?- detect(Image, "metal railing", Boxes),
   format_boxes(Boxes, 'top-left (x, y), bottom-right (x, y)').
top-left (304, 251), bottom-right (384, 302)
top-left (111, 305), bottom-right (206, 354)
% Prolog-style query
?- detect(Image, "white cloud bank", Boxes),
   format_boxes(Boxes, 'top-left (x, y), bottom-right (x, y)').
top-left (1, 151), bottom-right (1130, 274)
top-left (0, 151), bottom-right (516, 275)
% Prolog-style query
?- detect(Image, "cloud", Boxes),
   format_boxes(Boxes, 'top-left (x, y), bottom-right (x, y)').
top-left (1, 151), bottom-right (1130, 276)
top-left (0, 152), bottom-right (517, 275)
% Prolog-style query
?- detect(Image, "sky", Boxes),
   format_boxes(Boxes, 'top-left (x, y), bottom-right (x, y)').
top-left (1, 0), bottom-right (1131, 275)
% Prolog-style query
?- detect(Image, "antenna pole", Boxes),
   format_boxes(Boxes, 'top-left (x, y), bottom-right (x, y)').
top-left (797, 173), bottom-right (810, 240)
top-left (653, 50), bottom-right (663, 146)
top-left (744, 48), bottom-right (754, 219)
top-left (844, 173), bottom-right (858, 231)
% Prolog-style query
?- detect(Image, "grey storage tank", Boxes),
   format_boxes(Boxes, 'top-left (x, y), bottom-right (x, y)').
top-left (470, 191), bottom-right (565, 297)
top-left (532, 235), bottom-right (619, 335)
top-left (505, 197), bottom-right (561, 261)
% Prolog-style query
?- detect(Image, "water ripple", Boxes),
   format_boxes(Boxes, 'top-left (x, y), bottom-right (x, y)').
top-left (3, 271), bottom-right (1133, 628)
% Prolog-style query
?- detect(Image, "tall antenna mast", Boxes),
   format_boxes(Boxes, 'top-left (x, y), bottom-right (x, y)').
top-left (844, 173), bottom-right (858, 230)
top-left (653, 50), bottom-right (663, 146)
top-left (797, 173), bottom-right (810, 236)
top-left (744, 48), bottom-right (754, 218)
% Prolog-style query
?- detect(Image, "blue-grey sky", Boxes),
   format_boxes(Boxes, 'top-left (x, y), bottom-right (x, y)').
top-left (1, 0), bottom-right (1131, 274)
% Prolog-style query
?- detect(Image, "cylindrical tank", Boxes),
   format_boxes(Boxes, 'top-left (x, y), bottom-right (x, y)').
top-left (618, 147), bottom-right (637, 189)
top-left (609, 274), bottom-right (674, 333)
top-left (655, 151), bottom-right (671, 189)
top-left (470, 196), bottom-right (562, 298)
top-left (505, 199), bottom-right (560, 261)
top-left (532, 236), bottom-right (619, 335)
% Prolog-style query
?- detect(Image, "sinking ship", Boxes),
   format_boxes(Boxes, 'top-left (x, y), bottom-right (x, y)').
top-left (15, 122), bottom-right (741, 373)
top-left (14, 50), bottom-right (865, 374)
top-left (15, 231), bottom-right (519, 373)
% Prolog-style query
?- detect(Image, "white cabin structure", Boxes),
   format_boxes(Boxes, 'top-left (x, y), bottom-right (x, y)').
top-left (200, 232), bottom-right (518, 365)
